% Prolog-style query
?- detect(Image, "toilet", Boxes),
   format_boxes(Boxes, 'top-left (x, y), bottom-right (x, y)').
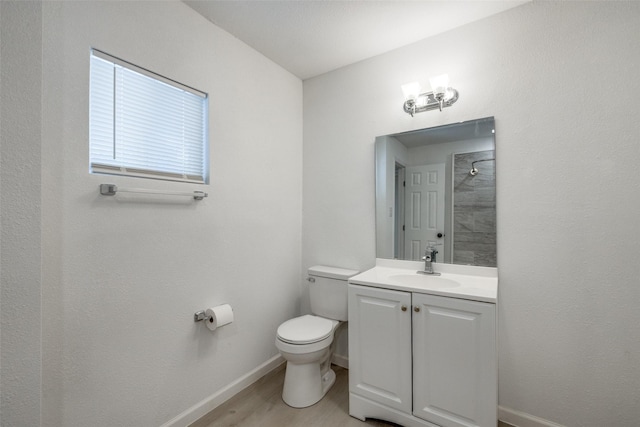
top-left (275, 265), bottom-right (359, 408)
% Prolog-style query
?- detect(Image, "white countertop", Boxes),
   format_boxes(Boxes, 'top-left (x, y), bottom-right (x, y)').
top-left (348, 259), bottom-right (498, 303)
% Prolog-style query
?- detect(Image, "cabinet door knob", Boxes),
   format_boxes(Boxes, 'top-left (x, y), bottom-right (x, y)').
top-left (401, 305), bottom-right (407, 312)
top-left (414, 306), bottom-right (420, 312)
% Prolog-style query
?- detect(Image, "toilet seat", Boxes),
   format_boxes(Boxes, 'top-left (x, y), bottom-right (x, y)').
top-left (277, 315), bottom-right (337, 345)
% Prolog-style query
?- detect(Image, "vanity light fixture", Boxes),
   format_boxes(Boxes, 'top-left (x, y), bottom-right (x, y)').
top-left (402, 74), bottom-right (459, 116)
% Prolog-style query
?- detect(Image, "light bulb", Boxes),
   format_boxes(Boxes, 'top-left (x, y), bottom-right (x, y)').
top-left (401, 82), bottom-right (422, 101)
top-left (429, 74), bottom-right (450, 97)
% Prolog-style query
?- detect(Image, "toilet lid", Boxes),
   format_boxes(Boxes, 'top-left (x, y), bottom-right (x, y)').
top-left (277, 315), bottom-right (335, 345)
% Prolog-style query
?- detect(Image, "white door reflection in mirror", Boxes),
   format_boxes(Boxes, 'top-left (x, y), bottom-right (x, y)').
top-left (404, 164), bottom-right (445, 261)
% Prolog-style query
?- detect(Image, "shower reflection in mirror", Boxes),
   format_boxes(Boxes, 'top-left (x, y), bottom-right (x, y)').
top-left (375, 117), bottom-right (496, 267)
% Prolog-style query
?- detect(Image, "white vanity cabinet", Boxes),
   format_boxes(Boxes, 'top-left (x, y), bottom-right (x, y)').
top-left (348, 283), bottom-right (497, 427)
top-left (348, 285), bottom-right (413, 413)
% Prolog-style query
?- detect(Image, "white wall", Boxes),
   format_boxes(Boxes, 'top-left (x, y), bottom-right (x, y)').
top-left (375, 135), bottom-right (408, 259)
top-left (1, 1), bottom-right (301, 426)
top-left (303, 2), bottom-right (640, 426)
top-left (407, 137), bottom-right (494, 166)
top-left (0, 2), bottom-right (43, 426)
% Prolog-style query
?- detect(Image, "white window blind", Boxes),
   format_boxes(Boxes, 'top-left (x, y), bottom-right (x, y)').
top-left (90, 49), bottom-right (208, 183)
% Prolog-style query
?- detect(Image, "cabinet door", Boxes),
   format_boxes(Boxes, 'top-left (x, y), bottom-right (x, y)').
top-left (412, 294), bottom-right (496, 427)
top-left (348, 284), bottom-right (412, 413)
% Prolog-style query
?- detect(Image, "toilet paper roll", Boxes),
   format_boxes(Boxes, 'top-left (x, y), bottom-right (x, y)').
top-left (205, 304), bottom-right (234, 331)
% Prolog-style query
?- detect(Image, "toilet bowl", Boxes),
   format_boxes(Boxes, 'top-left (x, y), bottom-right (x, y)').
top-left (275, 265), bottom-right (358, 408)
top-left (275, 315), bottom-right (339, 408)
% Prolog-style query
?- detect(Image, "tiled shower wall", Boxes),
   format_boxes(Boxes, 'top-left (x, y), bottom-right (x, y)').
top-left (452, 150), bottom-right (496, 267)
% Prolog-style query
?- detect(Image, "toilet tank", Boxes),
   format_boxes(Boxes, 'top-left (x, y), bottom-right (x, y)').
top-left (308, 265), bottom-right (359, 321)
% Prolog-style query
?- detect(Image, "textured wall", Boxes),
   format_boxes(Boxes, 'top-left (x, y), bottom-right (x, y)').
top-left (453, 150), bottom-right (496, 266)
top-left (0, 2), bottom-right (43, 426)
top-left (38, 2), bottom-right (302, 426)
top-left (303, 2), bottom-right (640, 426)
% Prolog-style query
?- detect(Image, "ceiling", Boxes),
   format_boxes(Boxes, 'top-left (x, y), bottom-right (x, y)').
top-left (183, 0), bottom-right (529, 80)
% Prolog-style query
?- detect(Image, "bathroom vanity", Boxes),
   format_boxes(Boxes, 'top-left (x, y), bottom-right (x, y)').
top-left (347, 259), bottom-right (498, 427)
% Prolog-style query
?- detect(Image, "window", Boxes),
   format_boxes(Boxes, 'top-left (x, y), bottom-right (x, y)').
top-left (90, 49), bottom-right (208, 183)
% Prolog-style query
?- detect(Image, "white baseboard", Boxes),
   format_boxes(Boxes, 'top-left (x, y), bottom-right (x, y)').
top-left (332, 353), bottom-right (348, 369)
top-left (499, 406), bottom-right (567, 427)
top-left (160, 355), bottom-right (284, 427)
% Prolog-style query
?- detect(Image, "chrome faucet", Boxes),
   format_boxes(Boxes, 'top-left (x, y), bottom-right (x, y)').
top-left (419, 245), bottom-right (441, 276)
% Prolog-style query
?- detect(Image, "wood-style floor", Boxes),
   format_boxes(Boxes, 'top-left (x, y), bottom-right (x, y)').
top-left (191, 364), bottom-right (514, 427)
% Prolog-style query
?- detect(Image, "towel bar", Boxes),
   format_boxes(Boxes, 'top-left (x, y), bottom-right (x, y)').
top-left (99, 184), bottom-right (207, 200)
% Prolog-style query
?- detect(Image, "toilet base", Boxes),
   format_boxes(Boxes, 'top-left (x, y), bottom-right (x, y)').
top-left (321, 368), bottom-right (336, 394)
top-left (281, 361), bottom-right (337, 408)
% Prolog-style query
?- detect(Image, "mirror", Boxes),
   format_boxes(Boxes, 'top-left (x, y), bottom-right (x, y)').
top-left (375, 117), bottom-right (496, 267)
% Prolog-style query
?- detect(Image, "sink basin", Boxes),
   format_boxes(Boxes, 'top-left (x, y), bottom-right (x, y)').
top-left (389, 274), bottom-right (460, 288)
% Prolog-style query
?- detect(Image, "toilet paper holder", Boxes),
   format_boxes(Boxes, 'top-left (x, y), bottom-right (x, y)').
top-left (194, 310), bottom-right (211, 322)
top-left (194, 305), bottom-right (234, 332)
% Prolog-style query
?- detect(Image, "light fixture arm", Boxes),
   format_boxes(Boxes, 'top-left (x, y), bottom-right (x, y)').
top-left (405, 99), bottom-right (417, 117)
top-left (435, 92), bottom-right (445, 112)
top-left (402, 88), bottom-right (459, 116)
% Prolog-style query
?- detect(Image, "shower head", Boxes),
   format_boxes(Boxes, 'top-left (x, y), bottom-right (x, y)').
top-left (468, 158), bottom-right (495, 176)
